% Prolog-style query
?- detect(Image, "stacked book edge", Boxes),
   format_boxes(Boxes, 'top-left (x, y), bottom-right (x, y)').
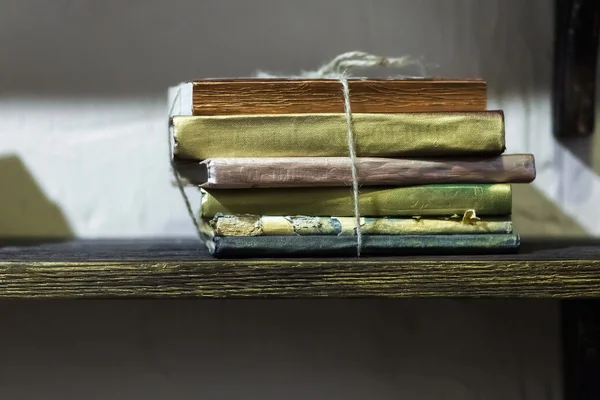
top-left (168, 78), bottom-right (535, 258)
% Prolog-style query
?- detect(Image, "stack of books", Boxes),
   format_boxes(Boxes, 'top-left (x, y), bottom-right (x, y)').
top-left (168, 79), bottom-right (535, 258)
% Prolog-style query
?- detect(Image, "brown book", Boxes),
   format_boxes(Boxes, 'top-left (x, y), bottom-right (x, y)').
top-left (176, 154), bottom-right (535, 188)
top-left (168, 79), bottom-right (486, 115)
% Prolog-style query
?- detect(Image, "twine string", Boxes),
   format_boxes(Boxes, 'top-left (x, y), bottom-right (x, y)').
top-left (169, 88), bottom-right (208, 242)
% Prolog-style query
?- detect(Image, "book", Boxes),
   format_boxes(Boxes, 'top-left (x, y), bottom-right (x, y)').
top-left (179, 155), bottom-right (535, 188)
top-left (206, 215), bottom-right (513, 236)
top-left (207, 234), bottom-right (521, 258)
top-left (172, 112), bottom-right (505, 160)
top-left (200, 184), bottom-right (512, 218)
top-left (168, 79), bottom-right (487, 115)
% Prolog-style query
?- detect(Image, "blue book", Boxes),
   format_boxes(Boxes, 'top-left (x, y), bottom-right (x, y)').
top-left (207, 234), bottom-right (520, 258)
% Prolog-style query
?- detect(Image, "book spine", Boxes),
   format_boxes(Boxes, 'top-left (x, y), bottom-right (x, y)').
top-left (173, 112), bottom-right (505, 160)
top-left (191, 79), bottom-right (487, 115)
top-left (210, 234), bottom-right (521, 258)
top-left (208, 215), bottom-right (513, 236)
top-left (187, 155), bottom-right (535, 188)
top-left (200, 184), bottom-right (512, 218)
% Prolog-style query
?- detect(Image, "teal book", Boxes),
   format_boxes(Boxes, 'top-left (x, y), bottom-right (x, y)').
top-left (207, 234), bottom-right (520, 258)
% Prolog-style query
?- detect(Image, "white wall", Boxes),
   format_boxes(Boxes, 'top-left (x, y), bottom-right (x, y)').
top-left (1, 0), bottom-right (595, 237)
top-left (0, 0), bottom-right (576, 398)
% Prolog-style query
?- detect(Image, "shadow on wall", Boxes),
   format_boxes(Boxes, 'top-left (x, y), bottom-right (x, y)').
top-left (0, 155), bottom-right (73, 240)
top-left (511, 184), bottom-right (588, 237)
top-left (555, 98), bottom-right (600, 172)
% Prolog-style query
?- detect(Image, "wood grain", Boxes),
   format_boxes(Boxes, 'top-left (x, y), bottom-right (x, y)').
top-left (191, 79), bottom-right (487, 115)
top-left (181, 154), bottom-right (536, 188)
top-left (0, 239), bottom-right (599, 298)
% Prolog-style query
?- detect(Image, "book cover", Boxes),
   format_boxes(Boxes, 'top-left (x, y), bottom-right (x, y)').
top-left (208, 234), bottom-right (521, 258)
top-left (169, 79), bottom-right (487, 115)
top-left (207, 215), bottom-right (513, 236)
top-left (172, 112), bottom-right (505, 160)
top-left (179, 155), bottom-right (535, 188)
top-left (200, 184), bottom-right (512, 218)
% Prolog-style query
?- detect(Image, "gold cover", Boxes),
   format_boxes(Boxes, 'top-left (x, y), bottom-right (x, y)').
top-left (173, 112), bottom-right (505, 160)
top-left (208, 215), bottom-right (513, 236)
top-left (200, 184), bottom-right (512, 218)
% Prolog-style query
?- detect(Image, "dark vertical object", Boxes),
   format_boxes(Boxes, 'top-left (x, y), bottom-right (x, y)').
top-left (562, 300), bottom-right (600, 400)
top-left (553, 0), bottom-right (600, 138)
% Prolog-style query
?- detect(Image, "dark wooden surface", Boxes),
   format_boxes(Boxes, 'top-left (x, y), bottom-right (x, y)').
top-left (0, 238), bottom-right (598, 299)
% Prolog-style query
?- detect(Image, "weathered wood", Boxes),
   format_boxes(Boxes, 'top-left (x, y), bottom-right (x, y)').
top-left (0, 239), bottom-right (599, 299)
top-left (191, 79), bottom-right (487, 115)
top-left (179, 155), bottom-right (536, 188)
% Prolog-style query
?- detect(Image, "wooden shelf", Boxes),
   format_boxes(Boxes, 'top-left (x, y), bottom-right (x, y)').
top-left (0, 238), bottom-right (599, 299)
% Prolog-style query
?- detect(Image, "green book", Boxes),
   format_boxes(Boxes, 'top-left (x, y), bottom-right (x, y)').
top-left (200, 184), bottom-right (512, 218)
top-left (172, 112), bottom-right (505, 160)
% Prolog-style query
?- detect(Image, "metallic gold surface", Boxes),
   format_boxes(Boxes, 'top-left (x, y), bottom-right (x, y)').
top-left (173, 112), bottom-right (505, 159)
top-left (208, 215), bottom-right (513, 236)
top-left (210, 234), bottom-right (520, 258)
top-left (201, 184), bottom-right (512, 218)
